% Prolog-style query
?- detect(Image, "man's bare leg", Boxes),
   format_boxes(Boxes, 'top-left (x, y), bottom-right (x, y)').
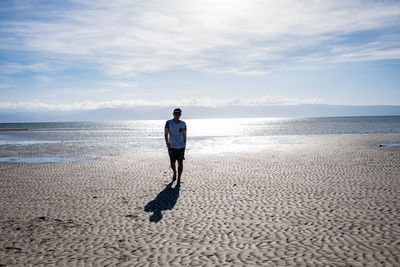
top-left (171, 160), bottom-right (177, 181)
top-left (177, 160), bottom-right (183, 183)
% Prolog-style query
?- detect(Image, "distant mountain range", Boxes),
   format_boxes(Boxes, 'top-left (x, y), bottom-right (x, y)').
top-left (1, 104), bottom-right (400, 122)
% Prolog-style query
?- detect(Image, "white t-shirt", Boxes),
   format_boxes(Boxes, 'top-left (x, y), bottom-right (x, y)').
top-left (165, 119), bottom-right (186, 149)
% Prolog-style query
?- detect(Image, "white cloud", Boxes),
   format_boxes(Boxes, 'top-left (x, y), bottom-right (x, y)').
top-left (1, 62), bottom-right (57, 74)
top-left (2, 0), bottom-right (399, 76)
top-left (0, 95), bottom-right (322, 111)
top-left (295, 39), bottom-right (400, 64)
top-left (106, 81), bottom-right (137, 88)
top-left (241, 95), bottom-right (321, 106)
top-left (35, 75), bottom-right (52, 84)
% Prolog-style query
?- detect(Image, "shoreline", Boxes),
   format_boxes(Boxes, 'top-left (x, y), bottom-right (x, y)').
top-left (0, 128), bottom-right (28, 131)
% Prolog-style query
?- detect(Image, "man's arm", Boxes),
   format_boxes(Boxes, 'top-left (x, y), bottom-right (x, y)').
top-left (182, 129), bottom-right (187, 147)
top-left (164, 127), bottom-right (170, 149)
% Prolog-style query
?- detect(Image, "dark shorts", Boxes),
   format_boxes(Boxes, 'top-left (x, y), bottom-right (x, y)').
top-left (168, 148), bottom-right (185, 162)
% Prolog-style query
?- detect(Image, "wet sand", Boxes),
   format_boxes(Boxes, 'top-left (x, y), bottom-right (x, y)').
top-left (1, 135), bottom-right (400, 266)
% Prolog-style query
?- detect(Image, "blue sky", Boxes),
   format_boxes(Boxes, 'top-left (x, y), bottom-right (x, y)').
top-left (0, 0), bottom-right (400, 112)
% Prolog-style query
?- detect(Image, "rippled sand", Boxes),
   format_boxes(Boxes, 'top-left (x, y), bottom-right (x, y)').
top-left (1, 135), bottom-right (400, 266)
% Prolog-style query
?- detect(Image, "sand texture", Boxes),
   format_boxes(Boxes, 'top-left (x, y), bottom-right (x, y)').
top-left (1, 135), bottom-right (400, 266)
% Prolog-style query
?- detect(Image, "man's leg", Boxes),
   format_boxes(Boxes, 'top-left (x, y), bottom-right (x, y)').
top-left (171, 160), bottom-right (177, 180)
top-left (177, 160), bottom-right (183, 182)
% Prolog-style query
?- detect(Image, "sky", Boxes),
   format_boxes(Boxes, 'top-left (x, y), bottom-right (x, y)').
top-left (0, 0), bottom-right (400, 113)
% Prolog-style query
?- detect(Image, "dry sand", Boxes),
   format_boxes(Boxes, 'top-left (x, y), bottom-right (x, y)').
top-left (1, 135), bottom-right (400, 266)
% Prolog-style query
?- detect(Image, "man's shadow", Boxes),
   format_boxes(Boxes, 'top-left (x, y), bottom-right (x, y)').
top-left (144, 181), bottom-right (180, 222)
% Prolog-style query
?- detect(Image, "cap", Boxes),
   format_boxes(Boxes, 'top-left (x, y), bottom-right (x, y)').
top-left (173, 108), bottom-right (182, 113)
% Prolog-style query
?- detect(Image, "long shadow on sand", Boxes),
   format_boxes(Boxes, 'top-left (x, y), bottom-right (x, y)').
top-left (144, 182), bottom-right (180, 222)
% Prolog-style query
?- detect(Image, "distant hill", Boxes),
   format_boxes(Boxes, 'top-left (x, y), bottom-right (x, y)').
top-left (1, 104), bottom-right (400, 122)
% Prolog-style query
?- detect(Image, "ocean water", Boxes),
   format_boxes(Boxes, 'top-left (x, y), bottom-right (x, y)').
top-left (1, 116), bottom-right (400, 160)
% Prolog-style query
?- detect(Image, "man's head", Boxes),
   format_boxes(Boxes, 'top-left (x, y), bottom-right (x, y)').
top-left (173, 108), bottom-right (182, 119)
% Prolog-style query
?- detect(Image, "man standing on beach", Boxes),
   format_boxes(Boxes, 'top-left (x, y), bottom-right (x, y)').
top-left (165, 108), bottom-right (187, 183)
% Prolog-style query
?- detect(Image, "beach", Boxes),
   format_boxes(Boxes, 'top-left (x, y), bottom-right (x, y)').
top-left (1, 134), bottom-right (399, 266)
